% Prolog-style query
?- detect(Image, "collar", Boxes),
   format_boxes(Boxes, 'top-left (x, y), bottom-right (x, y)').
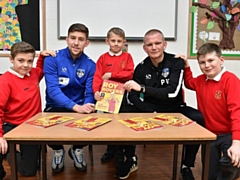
top-left (206, 67), bottom-right (226, 81)
top-left (108, 50), bottom-right (122, 56)
top-left (8, 67), bottom-right (30, 78)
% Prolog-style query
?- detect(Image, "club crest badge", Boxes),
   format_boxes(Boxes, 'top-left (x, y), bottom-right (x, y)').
top-left (162, 68), bottom-right (169, 78)
top-left (77, 69), bottom-right (85, 78)
top-left (215, 90), bottom-right (222, 100)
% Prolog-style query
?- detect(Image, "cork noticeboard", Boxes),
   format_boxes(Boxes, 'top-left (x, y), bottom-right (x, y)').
top-left (188, 0), bottom-right (240, 59)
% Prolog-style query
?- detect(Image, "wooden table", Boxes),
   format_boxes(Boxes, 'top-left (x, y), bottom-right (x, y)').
top-left (4, 113), bottom-right (216, 180)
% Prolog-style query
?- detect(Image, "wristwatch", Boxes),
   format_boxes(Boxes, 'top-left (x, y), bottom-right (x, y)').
top-left (140, 85), bottom-right (145, 93)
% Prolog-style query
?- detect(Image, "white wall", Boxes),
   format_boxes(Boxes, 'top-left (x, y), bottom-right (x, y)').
top-left (1, 0), bottom-right (239, 109)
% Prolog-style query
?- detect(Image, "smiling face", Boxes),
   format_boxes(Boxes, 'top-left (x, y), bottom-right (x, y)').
top-left (143, 32), bottom-right (167, 65)
top-left (105, 32), bottom-right (126, 54)
top-left (198, 52), bottom-right (224, 79)
top-left (66, 31), bottom-right (89, 60)
top-left (10, 53), bottom-right (35, 76)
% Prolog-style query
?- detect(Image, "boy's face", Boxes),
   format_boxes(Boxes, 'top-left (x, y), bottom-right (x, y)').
top-left (10, 53), bottom-right (34, 76)
top-left (66, 31), bottom-right (89, 59)
top-left (105, 33), bottom-right (126, 54)
top-left (198, 52), bottom-right (224, 79)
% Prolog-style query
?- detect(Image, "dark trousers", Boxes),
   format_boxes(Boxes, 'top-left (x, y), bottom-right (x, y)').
top-left (120, 101), bottom-right (204, 168)
top-left (44, 106), bottom-right (85, 150)
top-left (209, 134), bottom-right (240, 180)
top-left (0, 123), bottom-right (39, 176)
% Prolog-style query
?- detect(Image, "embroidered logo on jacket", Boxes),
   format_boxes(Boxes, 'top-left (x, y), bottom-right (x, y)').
top-left (162, 68), bottom-right (170, 78)
top-left (146, 74), bottom-right (151, 79)
top-left (215, 90), bottom-right (222, 100)
top-left (62, 67), bottom-right (67, 72)
top-left (77, 69), bottom-right (85, 78)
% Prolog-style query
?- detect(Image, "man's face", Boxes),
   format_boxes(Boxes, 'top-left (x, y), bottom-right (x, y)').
top-left (10, 53), bottom-right (34, 76)
top-left (198, 52), bottom-right (224, 79)
top-left (66, 31), bottom-right (89, 59)
top-left (143, 33), bottom-right (167, 61)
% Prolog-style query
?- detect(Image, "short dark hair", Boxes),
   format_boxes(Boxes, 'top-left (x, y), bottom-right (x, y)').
top-left (107, 27), bottom-right (125, 39)
top-left (197, 43), bottom-right (222, 60)
top-left (10, 41), bottom-right (35, 59)
top-left (144, 29), bottom-right (165, 43)
top-left (68, 23), bottom-right (89, 39)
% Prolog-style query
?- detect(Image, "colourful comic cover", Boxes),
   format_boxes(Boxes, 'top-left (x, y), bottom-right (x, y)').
top-left (118, 117), bottom-right (163, 131)
top-left (65, 116), bottom-right (111, 131)
top-left (153, 114), bottom-right (194, 127)
top-left (95, 80), bottom-right (125, 114)
top-left (26, 115), bottom-right (74, 128)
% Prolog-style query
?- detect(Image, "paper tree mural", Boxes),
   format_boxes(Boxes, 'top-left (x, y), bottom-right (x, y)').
top-left (190, 0), bottom-right (240, 49)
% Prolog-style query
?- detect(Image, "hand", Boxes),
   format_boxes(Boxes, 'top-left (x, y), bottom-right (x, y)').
top-left (102, 72), bottom-right (111, 80)
top-left (0, 137), bottom-right (8, 154)
top-left (124, 80), bottom-right (141, 92)
top-left (227, 140), bottom-right (240, 167)
top-left (175, 54), bottom-right (189, 68)
top-left (40, 50), bottom-right (56, 57)
top-left (72, 103), bottom-right (95, 114)
top-left (94, 91), bottom-right (104, 101)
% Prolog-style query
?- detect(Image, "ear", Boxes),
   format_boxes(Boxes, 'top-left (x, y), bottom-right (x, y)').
top-left (66, 37), bottom-right (69, 44)
top-left (219, 56), bottom-right (224, 66)
top-left (105, 38), bottom-right (109, 45)
top-left (9, 55), bottom-right (14, 63)
top-left (85, 40), bottom-right (90, 47)
top-left (163, 41), bottom-right (167, 51)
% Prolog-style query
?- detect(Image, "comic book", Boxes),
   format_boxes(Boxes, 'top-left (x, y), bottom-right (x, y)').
top-left (118, 117), bottom-right (163, 131)
top-left (26, 115), bottom-right (74, 128)
top-left (65, 116), bottom-right (111, 131)
top-left (153, 114), bottom-right (194, 127)
top-left (95, 80), bottom-right (125, 114)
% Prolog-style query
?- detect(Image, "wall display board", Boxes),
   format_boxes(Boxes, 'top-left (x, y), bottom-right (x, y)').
top-left (0, 0), bottom-right (46, 57)
top-left (188, 0), bottom-right (240, 59)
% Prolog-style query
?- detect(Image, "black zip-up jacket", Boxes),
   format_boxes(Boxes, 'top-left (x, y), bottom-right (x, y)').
top-left (128, 52), bottom-right (185, 112)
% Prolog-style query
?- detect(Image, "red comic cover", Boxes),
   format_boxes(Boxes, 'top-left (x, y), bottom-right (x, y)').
top-left (95, 80), bottom-right (125, 114)
top-left (65, 116), bottom-right (111, 131)
top-left (26, 115), bottom-right (74, 128)
top-left (153, 114), bottom-right (194, 127)
top-left (118, 117), bottom-right (163, 131)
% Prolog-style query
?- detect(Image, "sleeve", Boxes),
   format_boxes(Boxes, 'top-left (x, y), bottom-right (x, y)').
top-left (226, 75), bottom-right (240, 140)
top-left (44, 56), bottom-right (77, 110)
top-left (92, 56), bottom-right (103, 93)
top-left (145, 58), bottom-right (184, 100)
top-left (35, 54), bottom-right (44, 81)
top-left (183, 66), bottom-right (197, 91)
top-left (128, 65), bottom-right (155, 112)
top-left (111, 53), bottom-right (134, 81)
top-left (84, 62), bottom-right (96, 104)
top-left (0, 77), bottom-right (10, 137)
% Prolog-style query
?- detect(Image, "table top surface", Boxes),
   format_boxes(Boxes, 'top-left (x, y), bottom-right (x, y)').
top-left (4, 113), bottom-right (216, 142)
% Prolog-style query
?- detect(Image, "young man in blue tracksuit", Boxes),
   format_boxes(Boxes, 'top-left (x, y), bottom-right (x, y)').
top-left (43, 23), bottom-right (96, 173)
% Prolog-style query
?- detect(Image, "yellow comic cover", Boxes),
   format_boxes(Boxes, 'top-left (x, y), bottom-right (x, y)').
top-left (26, 115), bottom-right (74, 128)
top-left (153, 114), bottom-right (194, 127)
top-left (65, 116), bottom-right (111, 131)
top-left (118, 117), bottom-right (163, 131)
top-left (95, 80), bottom-right (125, 114)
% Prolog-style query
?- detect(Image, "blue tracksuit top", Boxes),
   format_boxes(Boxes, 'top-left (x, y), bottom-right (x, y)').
top-left (44, 47), bottom-right (96, 110)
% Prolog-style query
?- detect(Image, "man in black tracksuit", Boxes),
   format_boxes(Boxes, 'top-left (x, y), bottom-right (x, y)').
top-left (123, 29), bottom-right (204, 180)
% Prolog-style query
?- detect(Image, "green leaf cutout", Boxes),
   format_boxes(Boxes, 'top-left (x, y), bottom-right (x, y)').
top-left (207, 21), bottom-right (215, 29)
top-left (212, 2), bottom-right (220, 9)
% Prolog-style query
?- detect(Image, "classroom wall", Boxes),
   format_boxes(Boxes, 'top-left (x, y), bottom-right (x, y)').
top-left (0, 0), bottom-right (239, 109)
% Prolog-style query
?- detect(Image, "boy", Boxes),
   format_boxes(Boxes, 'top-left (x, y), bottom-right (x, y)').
top-left (183, 43), bottom-right (240, 179)
top-left (92, 27), bottom-right (135, 179)
top-left (0, 41), bottom-right (54, 179)
top-left (44, 23), bottom-right (96, 173)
